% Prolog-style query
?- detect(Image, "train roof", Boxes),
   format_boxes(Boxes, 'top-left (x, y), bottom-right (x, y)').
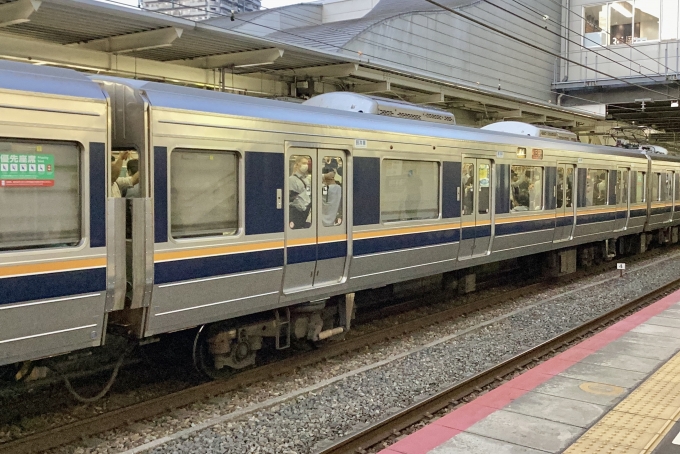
top-left (93, 75), bottom-right (679, 164)
top-left (0, 60), bottom-right (106, 101)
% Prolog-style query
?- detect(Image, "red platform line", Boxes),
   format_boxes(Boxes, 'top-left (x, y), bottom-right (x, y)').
top-left (379, 290), bottom-right (680, 454)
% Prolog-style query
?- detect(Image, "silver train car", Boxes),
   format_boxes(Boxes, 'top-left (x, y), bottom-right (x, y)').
top-left (1, 59), bottom-right (680, 374)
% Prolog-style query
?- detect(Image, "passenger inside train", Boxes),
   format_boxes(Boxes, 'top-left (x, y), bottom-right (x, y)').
top-left (289, 155), bottom-right (312, 229)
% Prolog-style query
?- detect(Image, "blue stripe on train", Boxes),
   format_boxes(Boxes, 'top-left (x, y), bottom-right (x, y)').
top-left (496, 218), bottom-right (556, 236)
top-left (354, 228), bottom-right (460, 256)
top-left (631, 208), bottom-right (647, 218)
top-left (154, 249), bottom-right (284, 284)
top-left (0, 268), bottom-right (106, 306)
top-left (287, 244), bottom-right (316, 264)
top-left (318, 241), bottom-right (347, 261)
top-left (286, 242), bottom-right (348, 264)
top-left (651, 207), bottom-right (672, 215)
top-left (577, 211), bottom-right (616, 225)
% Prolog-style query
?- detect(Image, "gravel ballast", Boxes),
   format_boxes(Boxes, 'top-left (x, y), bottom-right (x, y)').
top-left (46, 249), bottom-right (680, 454)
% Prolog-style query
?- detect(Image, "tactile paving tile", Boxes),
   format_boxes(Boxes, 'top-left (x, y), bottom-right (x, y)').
top-left (563, 351), bottom-right (680, 454)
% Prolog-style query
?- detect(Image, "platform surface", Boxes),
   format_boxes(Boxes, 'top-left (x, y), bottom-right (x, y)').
top-left (379, 289), bottom-right (680, 454)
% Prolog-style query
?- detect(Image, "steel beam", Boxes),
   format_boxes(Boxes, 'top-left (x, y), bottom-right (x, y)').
top-left (71, 27), bottom-right (183, 53)
top-left (0, 0), bottom-right (41, 28)
top-left (173, 48), bottom-right (284, 69)
top-left (287, 63), bottom-right (359, 78)
top-left (408, 92), bottom-right (445, 104)
top-left (353, 80), bottom-right (391, 93)
top-left (0, 35), bottom-right (288, 95)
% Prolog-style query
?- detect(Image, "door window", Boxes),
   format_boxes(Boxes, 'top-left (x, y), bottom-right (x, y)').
top-left (462, 162), bottom-right (475, 216)
top-left (566, 167), bottom-right (574, 208)
top-left (557, 167), bottom-right (564, 209)
top-left (478, 163), bottom-right (491, 214)
top-left (321, 156), bottom-right (343, 227)
top-left (289, 155), bottom-right (313, 229)
top-left (634, 171), bottom-right (646, 203)
top-left (616, 170), bottom-right (628, 204)
top-left (652, 173), bottom-right (660, 201)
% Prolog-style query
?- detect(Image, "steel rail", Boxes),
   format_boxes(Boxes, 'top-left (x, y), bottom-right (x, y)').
top-left (315, 277), bottom-right (680, 454)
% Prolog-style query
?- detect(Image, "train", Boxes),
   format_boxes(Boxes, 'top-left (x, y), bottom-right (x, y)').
top-left (1, 59), bottom-right (679, 380)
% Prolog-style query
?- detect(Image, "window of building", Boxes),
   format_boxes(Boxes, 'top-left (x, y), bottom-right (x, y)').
top-left (583, 1), bottom-right (659, 47)
top-left (0, 139), bottom-right (81, 251)
top-left (170, 149), bottom-right (238, 238)
top-left (586, 169), bottom-right (608, 206)
top-left (381, 159), bottom-right (439, 222)
top-left (661, 0), bottom-right (679, 39)
top-left (510, 165), bottom-right (543, 211)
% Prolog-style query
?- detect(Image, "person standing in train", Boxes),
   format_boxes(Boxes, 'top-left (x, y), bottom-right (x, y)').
top-left (321, 167), bottom-right (342, 227)
top-left (111, 151), bottom-right (139, 198)
top-left (289, 156), bottom-right (312, 229)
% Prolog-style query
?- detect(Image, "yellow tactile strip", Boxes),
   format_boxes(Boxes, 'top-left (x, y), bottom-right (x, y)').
top-left (564, 351), bottom-right (680, 454)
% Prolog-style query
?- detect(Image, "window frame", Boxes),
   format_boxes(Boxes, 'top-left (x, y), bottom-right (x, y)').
top-left (585, 168), bottom-right (610, 207)
top-left (509, 164), bottom-right (544, 212)
top-left (0, 138), bottom-right (85, 253)
top-left (168, 147), bottom-right (242, 242)
top-left (379, 157), bottom-right (442, 224)
top-left (582, 0), bottom-right (661, 48)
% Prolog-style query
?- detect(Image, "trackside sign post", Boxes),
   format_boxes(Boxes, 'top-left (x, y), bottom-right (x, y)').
top-left (0, 153), bottom-right (55, 187)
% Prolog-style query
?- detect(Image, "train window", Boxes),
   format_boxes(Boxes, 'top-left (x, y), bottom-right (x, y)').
top-left (634, 171), bottom-right (646, 203)
top-left (478, 162), bottom-right (491, 214)
top-left (381, 159), bottom-right (439, 222)
top-left (289, 155), bottom-right (312, 230)
top-left (557, 167), bottom-right (564, 209)
top-left (676, 174), bottom-right (680, 201)
top-left (170, 149), bottom-right (238, 238)
top-left (616, 170), bottom-right (628, 204)
top-left (321, 156), bottom-right (343, 227)
top-left (0, 139), bottom-right (81, 251)
top-left (586, 169), bottom-right (608, 206)
top-left (662, 172), bottom-right (672, 202)
top-left (652, 173), bottom-right (660, 201)
top-left (566, 167), bottom-right (574, 208)
top-left (462, 162), bottom-right (474, 216)
top-left (510, 165), bottom-right (543, 211)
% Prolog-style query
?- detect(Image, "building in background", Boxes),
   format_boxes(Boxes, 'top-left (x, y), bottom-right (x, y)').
top-left (142, 0), bottom-right (261, 21)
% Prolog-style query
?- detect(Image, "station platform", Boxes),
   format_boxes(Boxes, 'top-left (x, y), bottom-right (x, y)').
top-left (379, 289), bottom-right (680, 454)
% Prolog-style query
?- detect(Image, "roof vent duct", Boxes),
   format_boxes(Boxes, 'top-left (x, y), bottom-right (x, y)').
top-left (481, 121), bottom-right (578, 142)
top-left (303, 92), bottom-right (455, 125)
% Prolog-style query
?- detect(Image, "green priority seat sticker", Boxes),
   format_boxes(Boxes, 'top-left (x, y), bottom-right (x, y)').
top-left (0, 153), bottom-right (55, 187)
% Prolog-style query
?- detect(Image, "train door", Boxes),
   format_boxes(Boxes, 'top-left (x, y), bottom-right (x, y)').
top-left (665, 170), bottom-right (674, 222)
top-left (613, 167), bottom-right (629, 232)
top-left (554, 164), bottom-right (576, 241)
top-left (283, 148), bottom-right (347, 293)
top-left (458, 158), bottom-right (492, 259)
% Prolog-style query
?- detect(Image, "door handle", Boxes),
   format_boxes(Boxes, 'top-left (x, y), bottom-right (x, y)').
top-left (316, 270), bottom-right (319, 276)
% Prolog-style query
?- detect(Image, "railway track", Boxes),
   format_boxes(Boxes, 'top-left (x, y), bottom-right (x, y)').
top-left (315, 276), bottom-right (680, 454)
top-left (0, 281), bottom-right (557, 454)
top-left (0, 247), bottom-right (676, 454)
